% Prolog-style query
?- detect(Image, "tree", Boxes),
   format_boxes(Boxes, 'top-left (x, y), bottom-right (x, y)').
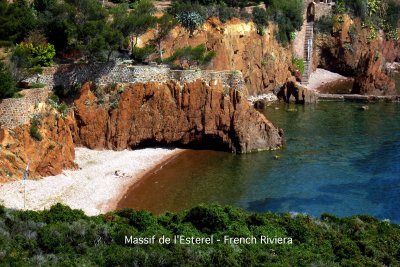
top-left (0, 0), bottom-right (38, 44)
top-left (0, 62), bottom-right (16, 99)
top-left (153, 14), bottom-right (177, 62)
top-left (265, 0), bottom-right (303, 45)
top-left (113, 0), bottom-right (157, 59)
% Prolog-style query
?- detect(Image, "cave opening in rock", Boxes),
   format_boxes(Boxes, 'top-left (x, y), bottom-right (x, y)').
top-left (132, 134), bottom-right (232, 152)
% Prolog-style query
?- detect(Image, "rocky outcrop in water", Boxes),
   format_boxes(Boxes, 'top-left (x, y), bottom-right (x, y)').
top-left (73, 81), bottom-right (284, 153)
top-left (315, 15), bottom-right (399, 95)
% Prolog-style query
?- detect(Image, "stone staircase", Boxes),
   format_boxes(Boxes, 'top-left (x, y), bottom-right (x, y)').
top-left (301, 21), bottom-right (314, 85)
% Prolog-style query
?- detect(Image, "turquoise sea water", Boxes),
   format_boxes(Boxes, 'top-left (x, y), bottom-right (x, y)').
top-left (118, 102), bottom-right (400, 222)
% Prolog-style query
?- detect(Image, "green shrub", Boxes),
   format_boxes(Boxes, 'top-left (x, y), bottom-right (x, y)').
top-left (29, 82), bottom-right (46, 88)
top-left (184, 205), bottom-right (229, 234)
top-left (14, 42), bottom-right (56, 68)
top-left (218, 5), bottom-right (239, 23)
top-left (252, 7), bottom-right (268, 27)
top-left (47, 94), bottom-right (69, 118)
top-left (43, 203), bottom-right (87, 224)
top-left (30, 116), bottom-right (43, 141)
top-left (267, 0), bottom-right (304, 45)
top-left (315, 15), bottom-right (334, 34)
top-left (131, 45), bottom-right (156, 62)
top-left (292, 57), bottom-right (305, 75)
top-left (0, 62), bottom-right (16, 99)
top-left (166, 44), bottom-right (216, 69)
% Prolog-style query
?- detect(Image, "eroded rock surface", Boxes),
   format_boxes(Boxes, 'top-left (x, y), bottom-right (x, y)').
top-left (315, 15), bottom-right (399, 95)
top-left (158, 18), bottom-right (293, 96)
top-left (73, 81), bottom-right (284, 153)
top-left (0, 115), bottom-right (76, 182)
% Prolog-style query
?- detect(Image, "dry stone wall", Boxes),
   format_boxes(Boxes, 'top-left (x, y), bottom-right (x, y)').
top-left (2, 63), bottom-right (245, 129)
top-left (0, 89), bottom-right (49, 129)
top-left (24, 62), bottom-right (246, 94)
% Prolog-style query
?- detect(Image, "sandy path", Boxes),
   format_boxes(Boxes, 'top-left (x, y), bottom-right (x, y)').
top-left (0, 147), bottom-right (182, 215)
top-left (306, 68), bottom-right (352, 91)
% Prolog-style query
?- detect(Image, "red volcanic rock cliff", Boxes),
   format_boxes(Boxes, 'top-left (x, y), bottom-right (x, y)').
top-left (0, 115), bottom-right (76, 182)
top-left (315, 15), bottom-right (399, 95)
top-left (73, 81), bottom-right (284, 153)
top-left (141, 18), bottom-right (293, 96)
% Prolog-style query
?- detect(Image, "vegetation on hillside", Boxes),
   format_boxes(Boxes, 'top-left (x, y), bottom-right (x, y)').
top-left (316, 0), bottom-right (400, 40)
top-left (165, 44), bottom-right (216, 68)
top-left (0, 203), bottom-right (399, 266)
top-left (0, 61), bottom-right (16, 99)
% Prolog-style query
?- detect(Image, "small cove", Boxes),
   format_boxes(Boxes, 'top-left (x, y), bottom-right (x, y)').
top-left (118, 101), bottom-right (400, 222)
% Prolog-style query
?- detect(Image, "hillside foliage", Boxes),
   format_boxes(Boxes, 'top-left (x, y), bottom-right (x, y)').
top-left (0, 203), bottom-right (399, 266)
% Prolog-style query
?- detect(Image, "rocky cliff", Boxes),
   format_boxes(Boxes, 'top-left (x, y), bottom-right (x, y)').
top-left (315, 15), bottom-right (400, 95)
top-left (146, 18), bottom-right (294, 96)
top-left (0, 79), bottom-right (283, 181)
top-left (0, 114), bottom-right (76, 182)
top-left (73, 81), bottom-right (283, 153)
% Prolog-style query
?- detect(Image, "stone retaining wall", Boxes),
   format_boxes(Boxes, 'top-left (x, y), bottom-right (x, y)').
top-left (3, 63), bottom-right (245, 129)
top-left (24, 62), bottom-right (246, 94)
top-left (0, 88), bottom-right (49, 129)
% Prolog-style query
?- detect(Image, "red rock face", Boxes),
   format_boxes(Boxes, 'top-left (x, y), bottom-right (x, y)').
top-left (315, 15), bottom-right (399, 95)
top-left (0, 115), bottom-right (77, 182)
top-left (159, 18), bottom-right (293, 96)
top-left (73, 81), bottom-right (284, 153)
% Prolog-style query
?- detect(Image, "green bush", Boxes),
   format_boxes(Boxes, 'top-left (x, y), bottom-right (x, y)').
top-left (315, 15), bottom-right (335, 34)
top-left (43, 203), bottom-right (87, 224)
top-left (292, 57), bottom-right (305, 75)
top-left (0, 62), bottom-right (16, 99)
top-left (184, 205), bottom-right (229, 234)
top-left (166, 44), bottom-right (216, 69)
top-left (0, 203), bottom-right (399, 265)
top-left (252, 7), bottom-right (268, 27)
top-left (131, 45), bottom-right (156, 62)
top-left (265, 0), bottom-right (304, 45)
top-left (14, 42), bottom-right (56, 68)
top-left (30, 116), bottom-right (43, 141)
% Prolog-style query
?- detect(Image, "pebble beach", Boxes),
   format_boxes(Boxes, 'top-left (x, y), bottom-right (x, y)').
top-left (0, 147), bottom-right (182, 215)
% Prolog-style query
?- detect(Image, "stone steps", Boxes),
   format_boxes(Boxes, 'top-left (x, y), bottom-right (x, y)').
top-left (301, 22), bottom-right (314, 85)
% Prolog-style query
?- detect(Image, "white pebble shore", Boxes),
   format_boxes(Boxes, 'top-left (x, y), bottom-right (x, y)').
top-left (0, 147), bottom-right (182, 216)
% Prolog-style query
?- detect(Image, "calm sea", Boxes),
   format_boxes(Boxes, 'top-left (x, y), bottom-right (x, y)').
top-left (118, 101), bottom-right (400, 222)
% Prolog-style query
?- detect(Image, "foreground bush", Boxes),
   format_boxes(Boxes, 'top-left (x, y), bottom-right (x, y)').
top-left (0, 203), bottom-right (399, 265)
